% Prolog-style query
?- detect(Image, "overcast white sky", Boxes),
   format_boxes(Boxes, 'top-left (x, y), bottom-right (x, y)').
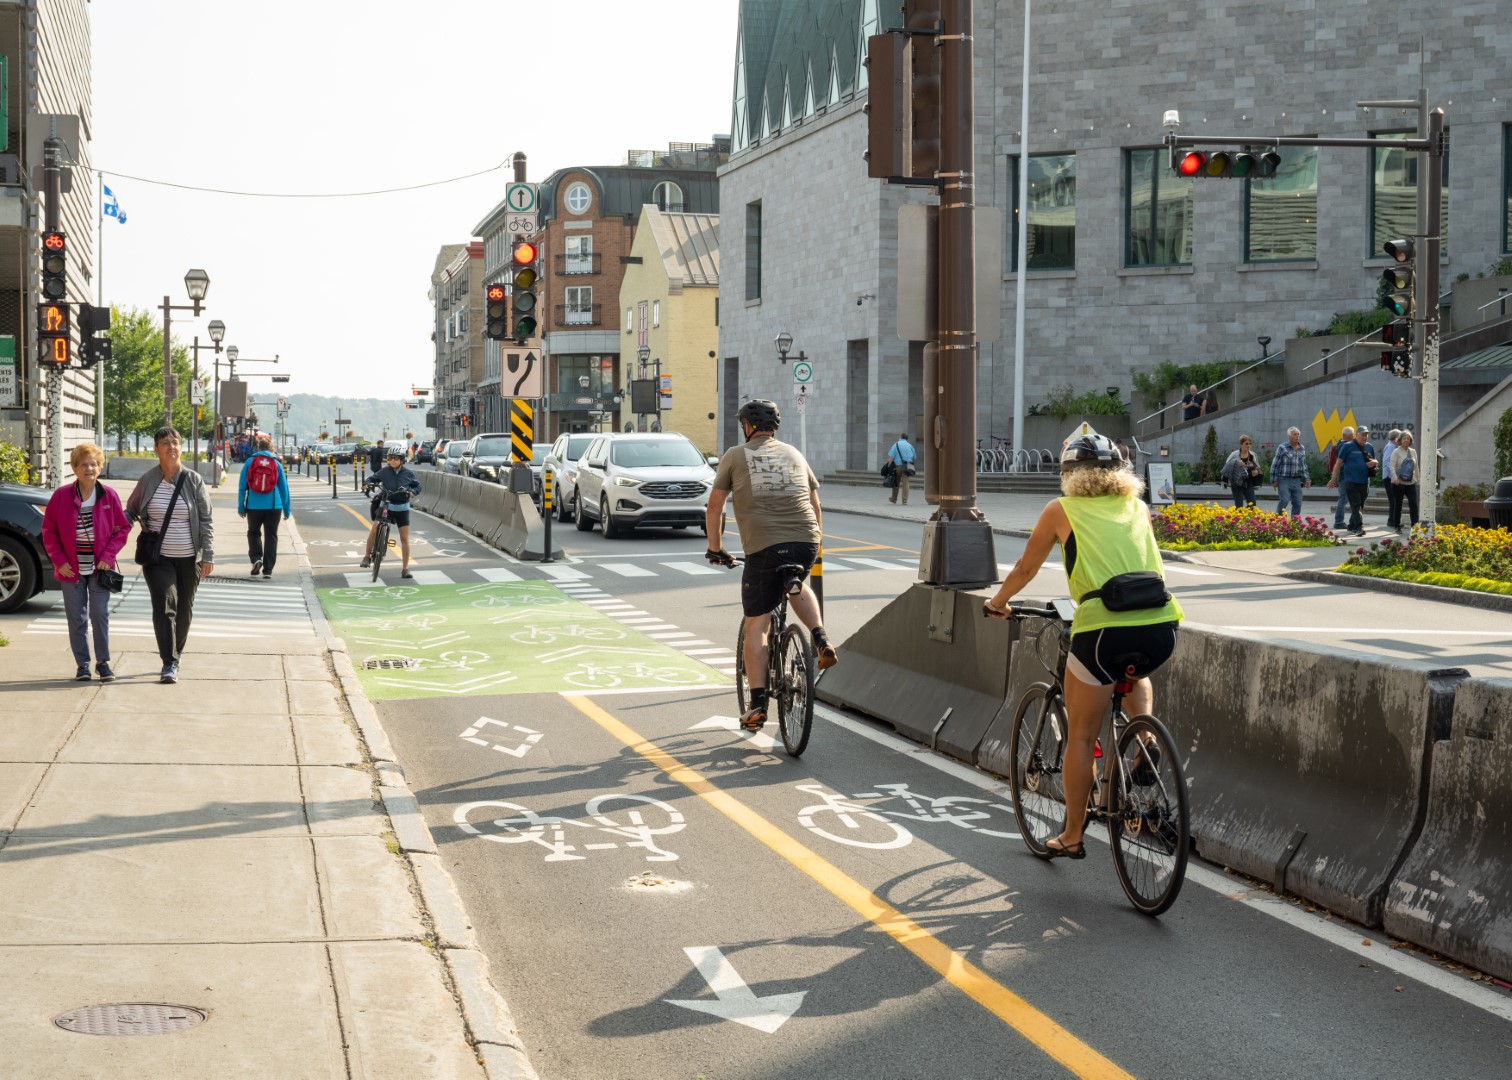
top-left (91, 0), bottom-right (741, 399)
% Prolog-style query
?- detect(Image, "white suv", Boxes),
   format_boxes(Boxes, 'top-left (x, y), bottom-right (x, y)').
top-left (573, 432), bottom-right (715, 538)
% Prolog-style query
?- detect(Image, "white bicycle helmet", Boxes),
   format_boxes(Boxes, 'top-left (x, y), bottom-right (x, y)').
top-left (1060, 433), bottom-right (1122, 473)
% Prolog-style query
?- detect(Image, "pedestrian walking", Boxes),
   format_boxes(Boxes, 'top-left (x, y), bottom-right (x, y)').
top-left (238, 434), bottom-right (291, 579)
top-left (41, 443), bottom-right (129, 682)
top-left (1221, 435), bottom-right (1261, 508)
top-left (1390, 431), bottom-right (1420, 532)
top-left (886, 433), bottom-right (917, 505)
top-left (1270, 427), bottom-right (1311, 516)
top-left (1381, 428), bottom-right (1404, 530)
top-left (1327, 425), bottom-right (1377, 536)
top-left (1328, 430), bottom-right (1351, 529)
top-left (366, 441), bottom-right (385, 476)
top-left (126, 427), bottom-right (215, 684)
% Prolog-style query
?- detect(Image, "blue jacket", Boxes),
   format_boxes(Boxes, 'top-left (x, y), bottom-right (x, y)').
top-left (369, 465), bottom-right (421, 512)
top-left (238, 451), bottom-right (291, 516)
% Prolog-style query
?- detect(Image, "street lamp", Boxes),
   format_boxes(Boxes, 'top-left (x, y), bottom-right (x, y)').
top-left (187, 319), bottom-right (227, 476)
top-left (774, 332), bottom-right (808, 454)
top-left (159, 268), bottom-right (211, 426)
top-left (1258, 335), bottom-right (1272, 360)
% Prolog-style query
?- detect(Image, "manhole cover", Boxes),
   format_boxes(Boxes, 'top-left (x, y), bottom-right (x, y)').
top-left (54, 1003), bottom-right (207, 1036)
top-left (363, 658), bottom-right (420, 670)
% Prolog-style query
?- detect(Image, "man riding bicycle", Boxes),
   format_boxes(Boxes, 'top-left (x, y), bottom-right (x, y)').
top-left (705, 399), bottom-right (838, 730)
top-left (361, 448), bottom-right (422, 578)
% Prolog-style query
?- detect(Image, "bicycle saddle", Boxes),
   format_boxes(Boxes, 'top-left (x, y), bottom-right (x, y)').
top-left (1110, 652), bottom-right (1152, 677)
top-left (774, 563), bottom-right (809, 595)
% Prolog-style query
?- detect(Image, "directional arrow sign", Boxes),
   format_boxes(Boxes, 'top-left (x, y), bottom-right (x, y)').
top-left (664, 947), bottom-right (806, 1034)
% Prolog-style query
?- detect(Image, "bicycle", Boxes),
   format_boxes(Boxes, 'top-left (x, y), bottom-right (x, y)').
top-left (363, 483), bottom-right (392, 583)
top-left (715, 558), bottom-right (816, 757)
top-left (997, 599), bottom-right (1190, 916)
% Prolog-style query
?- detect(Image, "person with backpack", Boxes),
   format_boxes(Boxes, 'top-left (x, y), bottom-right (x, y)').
top-left (886, 433), bottom-right (917, 505)
top-left (1390, 431), bottom-right (1420, 532)
top-left (238, 434), bottom-right (291, 579)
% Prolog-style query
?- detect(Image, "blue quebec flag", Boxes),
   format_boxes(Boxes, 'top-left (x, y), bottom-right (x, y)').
top-left (102, 185), bottom-right (127, 225)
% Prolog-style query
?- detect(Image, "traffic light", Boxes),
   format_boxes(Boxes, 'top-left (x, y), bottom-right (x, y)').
top-left (37, 300), bottom-right (69, 366)
top-left (41, 231), bottom-right (66, 300)
top-left (1173, 148), bottom-right (1281, 179)
top-left (485, 282), bottom-right (509, 341)
top-left (1382, 238), bottom-right (1415, 317)
top-left (510, 241), bottom-right (539, 342)
top-left (78, 304), bottom-right (111, 369)
top-left (1379, 319), bottom-right (1411, 378)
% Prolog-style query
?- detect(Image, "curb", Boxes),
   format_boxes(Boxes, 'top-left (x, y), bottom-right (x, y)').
top-left (287, 510), bottom-right (540, 1080)
top-left (1285, 568), bottom-right (1512, 613)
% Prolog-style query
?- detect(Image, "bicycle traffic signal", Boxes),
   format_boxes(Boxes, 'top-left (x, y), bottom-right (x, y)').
top-left (485, 282), bottom-right (509, 341)
top-left (41, 231), bottom-right (67, 300)
top-left (510, 241), bottom-right (539, 342)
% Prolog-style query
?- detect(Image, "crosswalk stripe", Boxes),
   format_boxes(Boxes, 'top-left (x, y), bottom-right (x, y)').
top-left (600, 562), bottom-right (656, 577)
top-left (845, 557), bottom-right (913, 570)
top-left (608, 610), bottom-right (651, 618)
top-left (473, 567), bottom-right (522, 582)
top-left (668, 639), bottom-right (716, 647)
top-left (539, 566), bottom-right (590, 581)
top-left (681, 648), bottom-right (734, 656)
top-left (647, 632), bottom-right (697, 640)
top-left (344, 572), bottom-right (390, 587)
top-left (409, 570), bottom-right (455, 585)
top-left (1164, 565), bottom-right (1219, 577)
top-left (662, 561), bottom-right (722, 576)
top-left (633, 624), bottom-right (679, 632)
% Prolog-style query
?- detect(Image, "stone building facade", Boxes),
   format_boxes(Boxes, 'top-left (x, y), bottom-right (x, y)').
top-left (427, 242), bottom-right (483, 442)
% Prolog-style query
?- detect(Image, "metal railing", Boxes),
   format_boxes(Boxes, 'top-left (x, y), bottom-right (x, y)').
top-left (556, 303), bottom-right (602, 326)
top-left (556, 253), bottom-right (602, 276)
top-left (1135, 348), bottom-right (1285, 429)
top-left (1299, 329), bottom-right (1384, 376)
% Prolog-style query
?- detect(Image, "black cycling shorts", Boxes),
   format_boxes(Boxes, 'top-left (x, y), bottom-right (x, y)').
top-left (1067, 621), bottom-right (1179, 686)
top-left (741, 542), bottom-right (819, 618)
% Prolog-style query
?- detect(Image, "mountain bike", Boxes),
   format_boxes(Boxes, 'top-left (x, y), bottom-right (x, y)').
top-left (721, 559), bottom-right (815, 757)
top-left (364, 483), bottom-right (392, 583)
top-left (1000, 600), bottom-right (1190, 916)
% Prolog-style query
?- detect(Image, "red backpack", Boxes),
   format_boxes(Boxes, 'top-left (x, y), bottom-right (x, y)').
top-left (247, 454), bottom-right (279, 494)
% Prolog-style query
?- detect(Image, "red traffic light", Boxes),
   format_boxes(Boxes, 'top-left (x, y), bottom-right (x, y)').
top-left (511, 241), bottom-right (537, 266)
top-left (486, 283), bottom-right (506, 302)
top-left (43, 231), bottom-right (66, 252)
top-left (1177, 152), bottom-right (1206, 177)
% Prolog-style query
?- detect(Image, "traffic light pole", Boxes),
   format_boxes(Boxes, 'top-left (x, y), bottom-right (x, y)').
top-left (43, 135), bottom-right (64, 486)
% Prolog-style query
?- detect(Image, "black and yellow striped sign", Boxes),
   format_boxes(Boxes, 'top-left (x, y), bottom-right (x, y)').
top-left (509, 399), bottom-right (534, 462)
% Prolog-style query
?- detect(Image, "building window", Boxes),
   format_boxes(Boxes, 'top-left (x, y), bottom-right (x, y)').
top-left (556, 355), bottom-right (615, 396)
top-left (1505, 125), bottom-right (1512, 253)
top-left (652, 300), bottom-right (661, 328)
top-left (745, 201), bottom-right (762, 300)
top-left (1370, 131), bottom-right (1449, 256)
top-left (1125, 148), bottom-right (1193, 267)
top-left (565, 286), bottom-right (593, 325)
top-left (652, 181), bottom-right (684, 212)
top-left (1009, 153), bottom-right (1075, 270)
top-left (1244, 146), bottom-right (1318, 262)
top-left (565, 181), bottom-right (592, 215)
top-left (565, 235), bottom-right (593, 275)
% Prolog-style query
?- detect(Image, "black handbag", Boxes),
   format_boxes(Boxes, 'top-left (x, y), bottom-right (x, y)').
top-left (134, 473), bottom-right (187, 567)
top-left (97, 568), bottom-right (124, 593)
top-left (1080, 571), bottom-right (1171, 612)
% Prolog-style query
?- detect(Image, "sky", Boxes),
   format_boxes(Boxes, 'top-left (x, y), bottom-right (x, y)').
top-left (91, 0), bottom-right (741, 400)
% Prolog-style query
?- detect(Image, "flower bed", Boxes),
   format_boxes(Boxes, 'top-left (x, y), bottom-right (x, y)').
top-left (1338, 525), bottom-right (1512, 595)
top-left (1151, 503), bottom-right (1338, 551)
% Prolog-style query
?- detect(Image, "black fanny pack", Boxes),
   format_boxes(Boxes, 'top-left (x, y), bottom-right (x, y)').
top-left (1080, 571), bottom-right (1171, 612)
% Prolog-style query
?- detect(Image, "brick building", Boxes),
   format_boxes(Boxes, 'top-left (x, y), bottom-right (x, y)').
top-left (427, 242), bottom-right (484, 441)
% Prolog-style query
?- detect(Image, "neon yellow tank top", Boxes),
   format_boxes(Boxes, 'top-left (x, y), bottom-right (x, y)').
top-left (1058, 495), bottom-right (1184, 635)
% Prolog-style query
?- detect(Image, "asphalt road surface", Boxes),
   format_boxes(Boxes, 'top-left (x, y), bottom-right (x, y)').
top-left (286, 471), bottom-right (1512, 1080)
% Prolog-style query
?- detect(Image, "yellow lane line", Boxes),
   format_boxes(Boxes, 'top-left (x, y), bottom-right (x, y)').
top-left (821, 528), bottom-right (919, 555)
top-left (563, 694), bottom-right (1132, 1080)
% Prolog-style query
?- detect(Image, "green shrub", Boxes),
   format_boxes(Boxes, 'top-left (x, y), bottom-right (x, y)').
top-left (1326, 307), bottom-right (1394, 337)
top-left (1495, 406), bottom-right (1512, 480)
top-left (1488, 256), bottom-right (1512, 278)
top-left (1036, 384), bottom-right (1128, 419)
top-left (1171, 462), bottom-right (1196, 485)
top-left (1131, 360), bottom-right (1235, 396)
top-left (0, 440), bottom-right (29, 485)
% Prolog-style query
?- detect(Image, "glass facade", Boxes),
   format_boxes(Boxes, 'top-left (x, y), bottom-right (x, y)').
top-left (554, 355), bottom-right (617, 395)
top-left (1370, 131), bottom-right (1449, 256)
top-left (1126, 149), bottom-right (1193, 267)
top-left (1010, 153), bottom-right (1076, 270)
top-left (1245, 146), bottom-right (1318, 262)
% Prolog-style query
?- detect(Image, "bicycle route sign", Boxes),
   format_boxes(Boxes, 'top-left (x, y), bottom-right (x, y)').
top-left (791, 361), bottom-right (813, 384)
top-left (504, 183), bottom-right (539, 237)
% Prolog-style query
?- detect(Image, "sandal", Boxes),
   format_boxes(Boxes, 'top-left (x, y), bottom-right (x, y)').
top-left (1044, 836), bottom-right (1087, 860)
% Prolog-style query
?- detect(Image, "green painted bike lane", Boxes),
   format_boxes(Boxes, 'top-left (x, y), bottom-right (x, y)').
top-left (318, 579), bottom-right (728, 700)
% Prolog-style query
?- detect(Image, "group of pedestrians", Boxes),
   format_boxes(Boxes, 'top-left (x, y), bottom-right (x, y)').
top-left (39, 427), bottom-right (292, 685)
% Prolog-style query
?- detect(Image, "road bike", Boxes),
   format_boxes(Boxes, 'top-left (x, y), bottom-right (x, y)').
top-left (722, 559), bottom-right (816, 757)
top-left (1001, 600), bottom-right (1190, 916)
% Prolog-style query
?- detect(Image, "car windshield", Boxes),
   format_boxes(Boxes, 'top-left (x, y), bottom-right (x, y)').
top-left (475, 437), bottom-right (509, 456)
top-left (564, 436), bottom-right (593, 460)
top-left (447, 442), bottom-right (469, 457)
top-left (610, 439), bottom-right (705, 468)
top-left (530, 445), bottom-right (549, 464)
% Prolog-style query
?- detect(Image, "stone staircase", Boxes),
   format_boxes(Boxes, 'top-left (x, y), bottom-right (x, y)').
top-left (824, 468), bottom-right (1063, 494)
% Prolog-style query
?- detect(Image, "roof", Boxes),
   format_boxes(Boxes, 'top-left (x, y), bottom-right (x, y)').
top-left (537, 163), bottom-right (720, 223)
top-left (644, 208), bottom-right (720, 287)
top-left (1442, 345), bottom-right (1512, 371)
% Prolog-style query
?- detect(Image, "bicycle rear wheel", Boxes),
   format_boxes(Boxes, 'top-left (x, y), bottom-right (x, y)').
top-left (734, 616), bottom-right (748, 713)
top-left (774, 625), bottom-right (815, 756)
top-left (1108, 714), bottom-right (1190, 916)
top-left (1007, 682), bottom-right (1068, 857)
top-left (371, 521), bottom-right (389, 582)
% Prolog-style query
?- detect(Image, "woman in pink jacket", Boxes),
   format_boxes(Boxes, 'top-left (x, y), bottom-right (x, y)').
top-left (41, 443), bottom-right (130, 681)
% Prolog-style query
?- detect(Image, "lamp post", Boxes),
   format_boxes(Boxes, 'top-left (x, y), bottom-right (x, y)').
top-left (1257, 335), bottom-right (1272, 362)
top-left (188, 319), bottom-right (225, 475)
top-left (774, 332), bottom-right (808, 456)
top-left (160, 269), bottom-right (210, 427)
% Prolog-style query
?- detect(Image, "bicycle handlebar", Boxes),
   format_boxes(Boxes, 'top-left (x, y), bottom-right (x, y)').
top-left (982, 598), bottom-right (1069, 622)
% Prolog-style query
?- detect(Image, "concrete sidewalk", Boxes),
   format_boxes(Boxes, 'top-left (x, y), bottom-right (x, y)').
top-left (0, 482), bottom-right (536, 1079)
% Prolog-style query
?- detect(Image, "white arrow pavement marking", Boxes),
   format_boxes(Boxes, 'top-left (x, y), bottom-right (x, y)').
top-left (664, 947), bottom-right (806, 1034)
top-left (691, 715), bottom-right (777, 753)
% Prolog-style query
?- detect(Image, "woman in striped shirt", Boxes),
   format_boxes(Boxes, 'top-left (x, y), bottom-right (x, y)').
top-left (126, 427), bottom-right (216, 684)
top-left (42, 443), bottom-right (130, 681)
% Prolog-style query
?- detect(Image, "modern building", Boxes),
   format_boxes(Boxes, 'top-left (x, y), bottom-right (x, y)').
top-left (618, 205), bottom-right (721, 453)
top-left (717, 0), bottom-right (1512, 479)
top-left (427, 241), bottom-right (483, 442)
top-left (471, 141), bottom-right (726, 444)
top-left (0, 0), bottom-right (98, 483)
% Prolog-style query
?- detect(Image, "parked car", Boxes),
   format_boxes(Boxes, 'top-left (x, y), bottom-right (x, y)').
top-left (415, 440), bottom-right (437, 465)
top-left (544, 432), bottom-right (596, 522)
top-left (573, 432), bottom-right (715, 538)
top-left (441, 438), bottom-right (471, 474)
top-left (461, 433), bottom-right (511, 481)
top-left (0, 482), bottom-right (59, 614)
top-left (327, 443), bottom-right (357, 465)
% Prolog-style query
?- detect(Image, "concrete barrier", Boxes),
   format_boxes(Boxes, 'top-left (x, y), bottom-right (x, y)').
top-left (975, 619), bottom-right (1063, 780)
top-left (817, 584), bottom-right (1014, 761)
top-left (1384, 677), bottom-right (1512, 981)
top-left (1149, 626), bottom-right (1466, 926)
top-left (433, 473), bottom-right (463, 524)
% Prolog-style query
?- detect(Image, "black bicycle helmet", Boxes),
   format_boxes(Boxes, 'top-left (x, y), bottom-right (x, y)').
top-left (737, 399), bottom-right (781, 432)
top-left (1060, 433), bottom-right (1122, 473)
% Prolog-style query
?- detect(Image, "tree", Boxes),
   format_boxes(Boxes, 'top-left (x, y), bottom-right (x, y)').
top-left (1495, 406), bottom-right (1512, 480)
top-left (1197, 424), bottom-right (1224, 484)
top-left (103, 308), bottom-right (194, 450)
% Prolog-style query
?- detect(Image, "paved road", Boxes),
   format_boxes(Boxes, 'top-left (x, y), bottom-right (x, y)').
top-left (276, 467), bottom-right (1512, 1079)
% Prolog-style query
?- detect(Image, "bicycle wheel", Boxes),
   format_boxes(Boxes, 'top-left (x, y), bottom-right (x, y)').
top-left (774, 625), bottom-right (815, 756)
top-left (371, 522), bottom-right (389, 582)
top-left (1108, 714), bottom-right (1190, 916)
top-left (734, 616), bottom-right (748, 713)
top-left (1007, 682), bottom-right (1068, 857)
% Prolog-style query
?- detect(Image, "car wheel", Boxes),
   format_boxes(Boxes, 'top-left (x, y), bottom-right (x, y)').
top-left (574, 489), bottom-right (594, 532)
top-left (0, 534), bottom-right (38, 615)
top-left (600, 496), bottom-right (622, 539)
top-left (558, 488), bottom-right (573, 523)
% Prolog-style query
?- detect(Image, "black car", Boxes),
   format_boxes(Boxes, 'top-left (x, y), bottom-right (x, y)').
top-left (0, 482), bottom-right (59, 614)
top-left (462, 433), bottom-right (512, 482)
top-left (414, 440), bottom-right (437, 465)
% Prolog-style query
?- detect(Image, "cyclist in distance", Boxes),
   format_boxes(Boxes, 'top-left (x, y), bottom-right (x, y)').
top-left (982, 434), bottom-right (1183, 858)
top-left (361, 448), bottom-right (422, 578)
top-left (705, 399), bottom-right (838, 729)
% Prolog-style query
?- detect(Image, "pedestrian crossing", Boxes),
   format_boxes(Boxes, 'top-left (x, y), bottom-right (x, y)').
top-left (552, 579), bottom-right (741, 677)
top-left (22, 577), bottom-right (316, 641)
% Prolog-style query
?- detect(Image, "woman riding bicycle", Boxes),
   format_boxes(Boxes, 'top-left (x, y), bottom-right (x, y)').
top-left (983, 433), bottom-right (1183, 859)
top-left (361, 449), bottom-right (422, 578)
